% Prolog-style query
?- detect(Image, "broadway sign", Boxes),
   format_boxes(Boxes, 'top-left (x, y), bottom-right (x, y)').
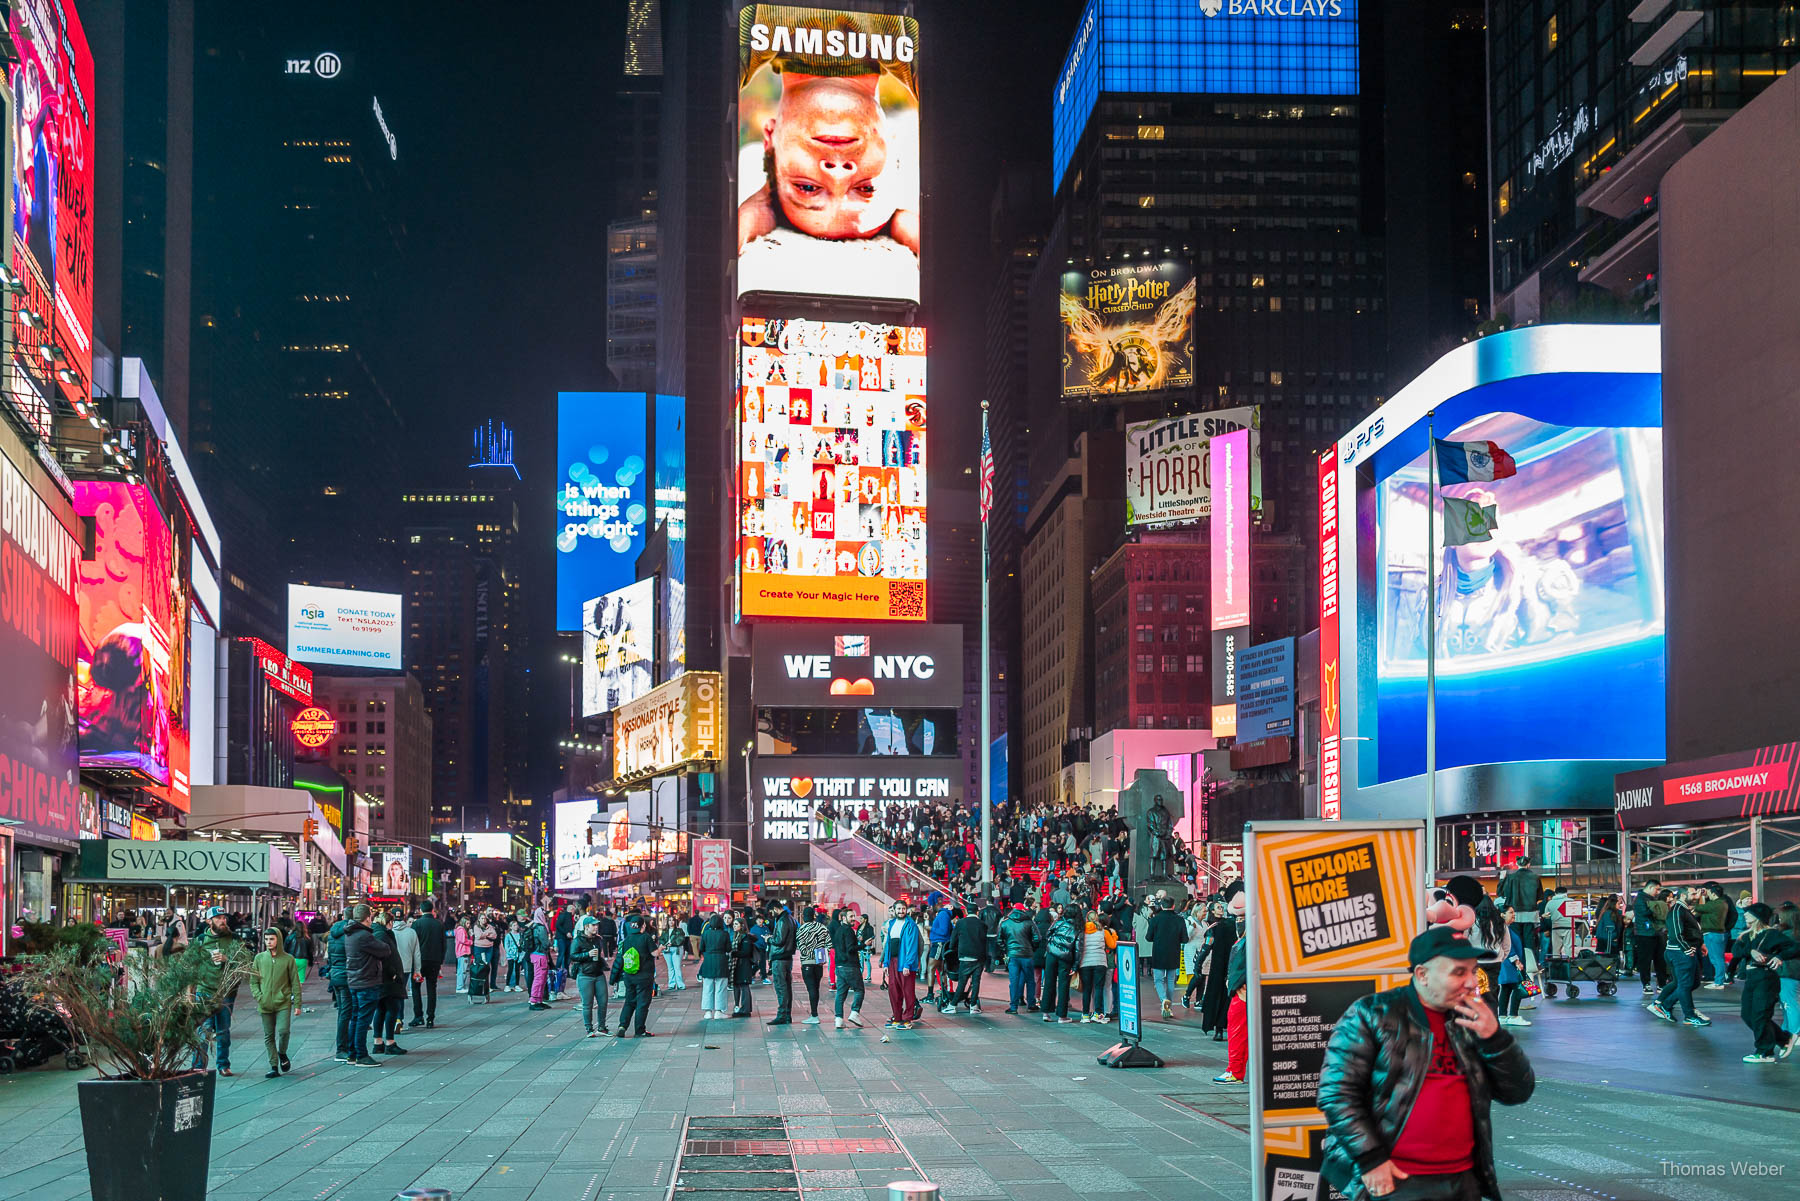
top-left (1615, 743), bottom-right (1800, 830)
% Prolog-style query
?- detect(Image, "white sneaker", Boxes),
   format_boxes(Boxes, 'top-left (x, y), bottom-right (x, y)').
top-left (847, 1010), bottom-right (864, 1026)
top-left (834, 1017), bottom-right (844, 1029)
top-left (1703, 982), bottom-right (1727, 990)
top-left (940, 1004), bottom-right (955, 1015)
top-left (803, 1016), bottom-right (820, 1024)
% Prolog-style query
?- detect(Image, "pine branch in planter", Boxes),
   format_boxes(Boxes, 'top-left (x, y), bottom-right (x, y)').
top-left (15, 943), bottom-right (257, 1080)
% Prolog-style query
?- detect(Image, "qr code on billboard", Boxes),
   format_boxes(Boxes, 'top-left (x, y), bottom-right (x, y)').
top-left (887, 582), bottom-right (925, 618)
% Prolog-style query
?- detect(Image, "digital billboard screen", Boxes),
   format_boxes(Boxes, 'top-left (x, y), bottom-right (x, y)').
top-left (1211, 428), bottom-right (1250, 738)
top-left (1374, 416), bottom-right (1665, 781)
top-left (736, 5), bottom-right (921, 305)
top-left (556, 391), bottom-right (648, 632)
top-left (1126, 406), bottom-right (1262, 527)
top-left (1051, 0), bottom-right (1361, 190)
top-left (1060, 261), bottom-right (1194, 398)
top-left (287, 584), bottom-right (403, 669)
top-left (736, 317), bottom-right (927, 622)
top-left (8, 0), bottom-right (96, 427)
top-left (74, 483), bottom-right (176, 785)
top-left (752, 754), bottom-right (958, 859)
top-left (0, 450), bottom-right (80, 845)
top-left (580, 577), bottom-right (655, 717)
top-left (752, 622), bottom-right (961, 708)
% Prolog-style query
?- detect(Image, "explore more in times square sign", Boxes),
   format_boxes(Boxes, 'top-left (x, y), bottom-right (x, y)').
top-left (736, 317), bottom-right (928, 622)
top-left (1052, 0), bottom-right (1360, 189)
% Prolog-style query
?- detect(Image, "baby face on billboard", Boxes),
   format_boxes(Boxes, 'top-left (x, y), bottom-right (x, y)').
top-left (740, 73), bottom-right (919, 254)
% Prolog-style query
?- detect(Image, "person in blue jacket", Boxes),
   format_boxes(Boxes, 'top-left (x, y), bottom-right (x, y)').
top-left (1496, 903), bottom-right (1532, 1028)
top-left (926, 898), bottom-right (955, 1005)
top-left (881, 900), bottom-right (924, 1029)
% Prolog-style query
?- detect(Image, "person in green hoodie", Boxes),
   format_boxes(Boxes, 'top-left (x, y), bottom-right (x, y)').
top-left (250, 927), bottom-right (303, 1078)
top-left (186, 906), bottom-right (249, 1076)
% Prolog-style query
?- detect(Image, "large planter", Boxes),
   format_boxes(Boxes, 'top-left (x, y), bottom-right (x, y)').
top-left (77, 1070), bottom-right (216, 1201)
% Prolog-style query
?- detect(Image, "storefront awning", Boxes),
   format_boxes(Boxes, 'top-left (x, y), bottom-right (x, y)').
top-left (69, 839), bottom-right (303, 893)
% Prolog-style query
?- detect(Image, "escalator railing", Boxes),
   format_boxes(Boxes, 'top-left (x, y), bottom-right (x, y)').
top-left (809, 833), bottom-right (973, 918)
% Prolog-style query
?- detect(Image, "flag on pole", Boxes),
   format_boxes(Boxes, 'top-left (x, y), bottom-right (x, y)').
top-left (978, 423), bottom-right (994, 523)
top-left (1441, 496), bottom-right (1500, 546)
top-left (1435, 439), bottom-right (1516, 484)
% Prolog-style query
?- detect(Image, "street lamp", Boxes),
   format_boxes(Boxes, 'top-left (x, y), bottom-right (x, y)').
top-left (742, 740), bottom-right (755, 899)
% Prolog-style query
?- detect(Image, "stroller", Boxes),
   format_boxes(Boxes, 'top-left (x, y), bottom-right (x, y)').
top-left (0, 976), bottom-right (90, 1071)
top-left (1540, 948), bottom-right (1620, 1000)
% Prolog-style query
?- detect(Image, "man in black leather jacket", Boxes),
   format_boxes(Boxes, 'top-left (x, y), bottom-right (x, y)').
top-left (1319, 927), bottom-right (1535, 1201)
top-left (766, 899), bottom-right (798, 1025)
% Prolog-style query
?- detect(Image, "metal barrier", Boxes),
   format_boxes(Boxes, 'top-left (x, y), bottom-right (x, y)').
top-left (887, 1182), bottom-right (940, 1201)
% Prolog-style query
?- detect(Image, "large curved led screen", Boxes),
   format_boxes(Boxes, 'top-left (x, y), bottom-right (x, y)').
top-left (1374, 413), bottom-right (1664, 782)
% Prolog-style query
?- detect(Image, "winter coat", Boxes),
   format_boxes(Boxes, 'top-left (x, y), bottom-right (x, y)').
top-left (951, 915), bottom-right (987, 967)
top-left (327, 919), bottom-right (350, 987)
top-left (1318, 984), bottom-right (1535, 1201)
top-left (1497, 927), bottom-right (1526, 987)
top-left (1498, 866), bottom-right (1544, 916)
top-left (1694, 894), bottom-right (1728, 935)
top-left (343, 920), bottom-right (393, 992)
top-left (411, 914), bottom-right (447, 964)
top-left (1080, 922), bottom-right (1116, 969)
top-left (395, 922), bottom-right (422, 975)
top-left (731, 931), bottom-right (758, 988)
top-left (766, 910), bottom-right (798, 960)
top-left (700, 918), bottom-right (734, 980)
top-left (881, 915), bottom-right (923, 973)
top-left (375, 925), bottom-right (407, 999)
top-left (572, 930), bottom-right (608, 978)
top-left (250, 948), bottom-right (302, 1014)
top-left (610, 928), bottom-right (656, 985)
top-left (454, 925), bottom-right (473, 958)
top-left (1145, 910), bottom-right (1188, 971)
top-left (186, 927), bottom-right (249, 998)
top-left (1001, 910), bottom-right (1036, 959)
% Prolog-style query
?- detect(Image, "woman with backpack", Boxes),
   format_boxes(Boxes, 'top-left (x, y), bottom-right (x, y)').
top-left (1042, 903), bottom-right (1082, 1024)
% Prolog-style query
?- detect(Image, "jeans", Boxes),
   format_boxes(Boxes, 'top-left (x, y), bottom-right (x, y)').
top-left (378, 995), bottom-right (404, 1042)
top-left (1780, 977), bottom-right (1800, 1039)
top-left (1704, 931), bottom-right (1727, 983)
top-left (576, 973), bottom-right (609, 1032)
top-left (771, 958), bottom-right (794, 1019)
top-left (1045, 955), bottom-right (1075, 1018)
top-left (413, 961), bottom-right (442, 1022)
top-left (1007, 955), bottom-right (1034, 1009)
top-left (664, 948), bottom-right (686, 988)
top-left (835, 970), bottom-right (866, 1018)
top-left (194, 999), bottom-right (233, 1070)
top-left (619, 976), bottom-right (653, 1033)
top-left (1151, 967), bottom-right (1178, 1005)
top-left (457, 955), bottom-right (470, 991)
top-left (802, 963), bottom-right (825, 1016)
top-left (506, 958), bottom-right (521, 988)
top-left (332, 983), bottom-right (353, 1055)
top-left (734, 982), bottom-right (752, 1014)
top-left (350, 988), bottom-right (382, 1059)
top-left (1657, 950), bottom-right (1700, 1019)
top-left (1080, 965), bottom-right (1106, 1014)
top-left (701, 976), bottom-right (729, 1013)
top-left (1633, 933), bottom-right (1668, 988)
top-left (556, 935), bottom-right (572, 991)
top-left (261, 1008), bottom-right (291, 1071)
top-left (952, 962), bottom-right (982, 1007)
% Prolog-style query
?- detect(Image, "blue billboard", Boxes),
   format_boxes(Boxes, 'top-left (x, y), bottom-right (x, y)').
top-left (1236, 638), bottom-right (1295, 743)
top-left (1052, 0), bottom-right (1362, 190)
top-left (556, 392), bottom-right (648, 632)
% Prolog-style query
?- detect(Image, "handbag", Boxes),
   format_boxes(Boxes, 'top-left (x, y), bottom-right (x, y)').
top-left (1518, 978), bottom-right (1543, 1010)
top-left (611, 979), bottom-right (627, 1000)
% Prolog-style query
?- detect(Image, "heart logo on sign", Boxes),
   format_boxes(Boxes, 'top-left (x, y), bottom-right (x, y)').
top-left (829, 678), bottom-right (876, 695)
top-left (791, 777), bottom-right (814, 797)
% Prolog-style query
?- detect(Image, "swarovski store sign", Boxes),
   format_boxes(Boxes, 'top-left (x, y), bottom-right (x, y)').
top-left (751, 755), bottom-right (961, 861)
top-left (751, 623), bottom-right (962, 709)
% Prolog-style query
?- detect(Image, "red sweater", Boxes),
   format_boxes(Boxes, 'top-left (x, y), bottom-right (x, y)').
top-left (1388, 1006), bottom-right (1475, 1177)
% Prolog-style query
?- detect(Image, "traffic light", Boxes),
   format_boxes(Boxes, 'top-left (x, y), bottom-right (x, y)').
top-left (302, 818), bottom-right (319, 840)
top-left (346, 835), bottom-right (360, 856)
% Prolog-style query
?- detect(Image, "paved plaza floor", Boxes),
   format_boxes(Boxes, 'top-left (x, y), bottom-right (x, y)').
top-left (0, 968), bottom-right (1794, 1201)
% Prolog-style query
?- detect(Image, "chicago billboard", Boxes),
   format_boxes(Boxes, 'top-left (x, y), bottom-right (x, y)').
top-left (1060, 261), bottom-right (1195, 398)
top-left (0, 450), bottom-right (80, 845)
top-left (752, 623), bottom-right (960, 708)
top-left (580, 578), bottom-right (655, 717)
top-left (736, 317), bottom-right (927, 622)
top-left (1126, 405), bottom-right (1263, 527)
top-left (8, 0), bottom-right (96, 429)
top-left (736, 5), bottom-right (921, 305)
top-left (556, 391), bottom-right (648, 632)
top-left (287, 584), bottom-right (402, 670)
top-left (74, 482), bottom-right (177, 786)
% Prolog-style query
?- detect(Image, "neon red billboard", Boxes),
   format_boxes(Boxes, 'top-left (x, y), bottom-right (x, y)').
top-left (1210, 427), bottom-right (1250, 737)
top-left (8, 0), bottom-right (96, 422)
top-left (1318, 451), bottom-right (1340, 820)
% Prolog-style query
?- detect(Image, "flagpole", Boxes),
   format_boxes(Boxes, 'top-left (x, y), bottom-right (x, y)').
top-left (979, 401), bottom-right (994, 891)
top-left (1425, 410), bottom-right (1438, 895)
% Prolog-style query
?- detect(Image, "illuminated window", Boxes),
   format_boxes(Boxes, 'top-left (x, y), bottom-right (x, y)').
top-left (1137, 195), bottom-right (1155, 208)
top-left (1497, 179), bottom-right (1513, 217)
top-left (1545, 15), bottom-right (1558, 51)
top-left (1136, 125), bottom-right (1165, 140)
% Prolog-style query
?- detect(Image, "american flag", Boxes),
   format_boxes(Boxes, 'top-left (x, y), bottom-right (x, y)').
top-left (978, 423), bottom-right (994, 523)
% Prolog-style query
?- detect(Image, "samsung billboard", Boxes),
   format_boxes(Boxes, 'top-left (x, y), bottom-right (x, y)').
top-left (1052, 0), bottom-right (1361, 190)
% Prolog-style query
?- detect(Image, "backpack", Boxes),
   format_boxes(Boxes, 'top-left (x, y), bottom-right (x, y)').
top-left (1045, 919), bottom-right (1078, 960)
top-left (621, 944), bottom-right (642, 975)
